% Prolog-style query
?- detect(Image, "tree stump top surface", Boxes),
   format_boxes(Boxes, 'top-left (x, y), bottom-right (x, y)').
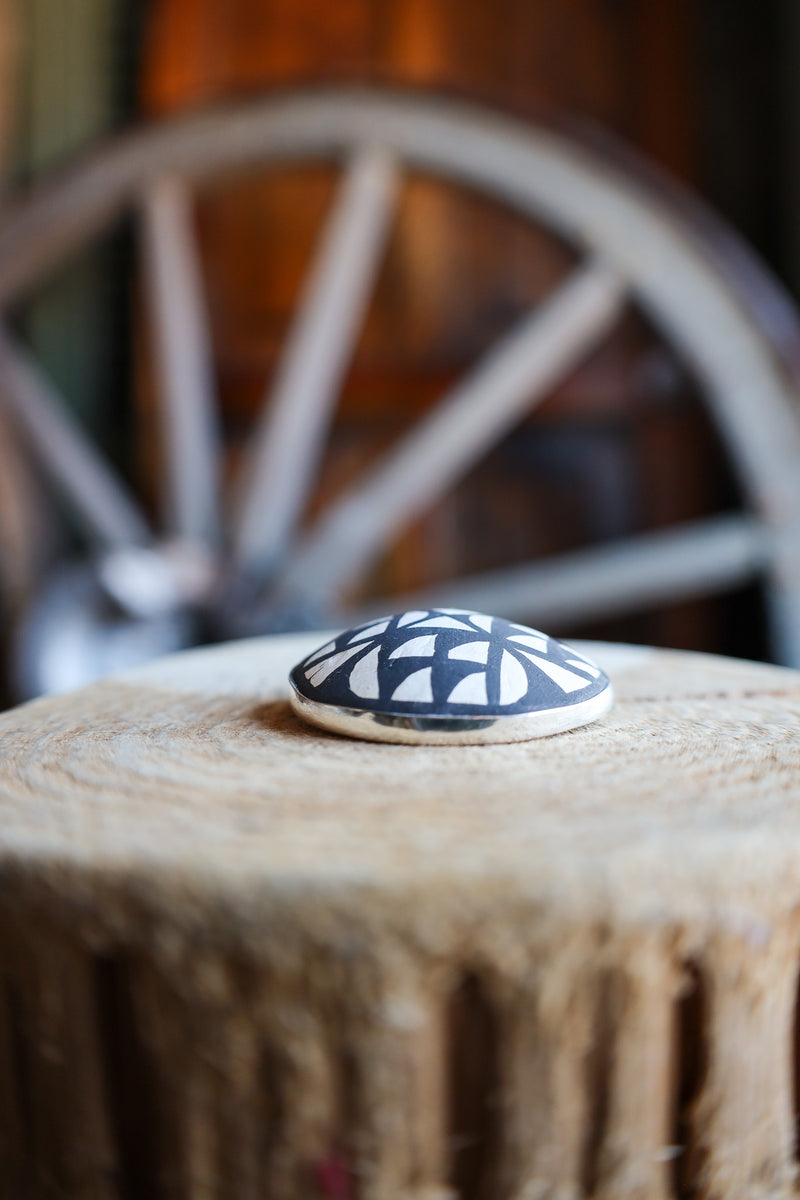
top-left (1, 634), bottom-right (799, 930)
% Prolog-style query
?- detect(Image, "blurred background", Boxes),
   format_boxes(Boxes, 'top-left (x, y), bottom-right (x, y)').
top-left (1, 0), bottom-right (800, 704)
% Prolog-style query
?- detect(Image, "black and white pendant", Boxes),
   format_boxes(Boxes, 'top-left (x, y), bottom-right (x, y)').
top-left (289, 609), bottom-right (613, 744)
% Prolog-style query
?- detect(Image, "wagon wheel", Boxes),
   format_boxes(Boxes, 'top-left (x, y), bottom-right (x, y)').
top-left (1, 87), bottom-right (800, 696)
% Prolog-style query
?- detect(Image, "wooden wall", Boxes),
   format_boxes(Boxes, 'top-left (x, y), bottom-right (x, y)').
top-left (137, 0), bottom-right (757, 653)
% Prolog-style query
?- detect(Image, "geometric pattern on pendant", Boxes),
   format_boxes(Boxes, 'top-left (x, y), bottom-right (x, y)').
top-left (291, 609), bottom-right (610, 718)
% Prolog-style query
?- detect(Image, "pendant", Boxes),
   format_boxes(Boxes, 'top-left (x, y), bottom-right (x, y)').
top-left (289, 609), bottom-right (613, 745)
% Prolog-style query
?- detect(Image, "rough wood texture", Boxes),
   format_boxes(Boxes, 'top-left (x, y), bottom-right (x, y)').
top-left (1, 634), bottom-right (800, 1199)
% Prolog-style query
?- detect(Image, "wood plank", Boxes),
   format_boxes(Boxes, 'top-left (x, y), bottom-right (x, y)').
top-left (591, 950), bottom-right (679, 1199)
top-left (686, 931), bottom-right (798, 1198)
top-left (494, 965), bottom-right (596, 1198)
top-left (0, 407), bottom-right (48, 605)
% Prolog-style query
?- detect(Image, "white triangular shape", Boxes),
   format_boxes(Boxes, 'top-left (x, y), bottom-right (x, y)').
top-left (391, 667), bottom-right (433, 703)
top-left (349, 646), bottom-right (380, 698)
top-left (348, 619), bottom-right (389, 643)
top-left (397, 610), bottom-right (429, 627)
top-left (560, 641), bottom-right (593, 663)
top-left (410, 616), bottom-right (474, 630)
top-left (447, 671), bottom-right (488, 706)
top-left (508, 633), bottom-right (548, 652)
top-left (563, 643), bottom-right (599, 672)
top-left (449, 640), bottom-right (490, 664)
top-left (515, 650), bottom-right (589, 694)
top-left (389, 634), bottom-right (437, 659)
top-left (499, 650), bottom-right (529, 704)
top-left (469, 614), bottom-right (493, 632)
top-left (566, 658), bottom-right (600, 678)
top-left (304, 640), bottom-right (336, 667)
top-left (306, 644), bottom-right (364, 686)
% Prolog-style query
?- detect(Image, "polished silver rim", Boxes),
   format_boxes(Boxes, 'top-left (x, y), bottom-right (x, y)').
top-left (288, 676), bottom-right (614, 745)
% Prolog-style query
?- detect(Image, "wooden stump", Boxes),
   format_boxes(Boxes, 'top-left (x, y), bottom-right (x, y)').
top-left (1, 634), bottom-right (800, 1200)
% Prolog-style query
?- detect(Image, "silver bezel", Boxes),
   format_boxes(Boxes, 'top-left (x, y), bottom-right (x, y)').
top-left (288, 677), bottom-right (614, 745)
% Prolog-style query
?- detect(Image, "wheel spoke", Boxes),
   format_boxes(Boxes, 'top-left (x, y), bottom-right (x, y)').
top-left (279, 258), bottom-right (626, 607)
top-left (231, 146), bottom-right (401, 575)
top-left (353, 515), bottom-right (766, 627)
top-left (140, 175), bottom-right (221, 547)
top-left (0, 328), bottom-right (151, 547)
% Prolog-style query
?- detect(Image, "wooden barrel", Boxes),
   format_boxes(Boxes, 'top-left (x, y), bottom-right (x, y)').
top-left (0, 633), bottom-right (799, 1200)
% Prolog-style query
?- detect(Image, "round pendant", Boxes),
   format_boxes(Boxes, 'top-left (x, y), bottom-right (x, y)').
top-left (288, 609), bottom-right (613, 745)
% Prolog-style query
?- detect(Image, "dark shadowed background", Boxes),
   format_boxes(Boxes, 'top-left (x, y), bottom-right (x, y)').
top-left (1, 0), bottom-right (799, 703)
